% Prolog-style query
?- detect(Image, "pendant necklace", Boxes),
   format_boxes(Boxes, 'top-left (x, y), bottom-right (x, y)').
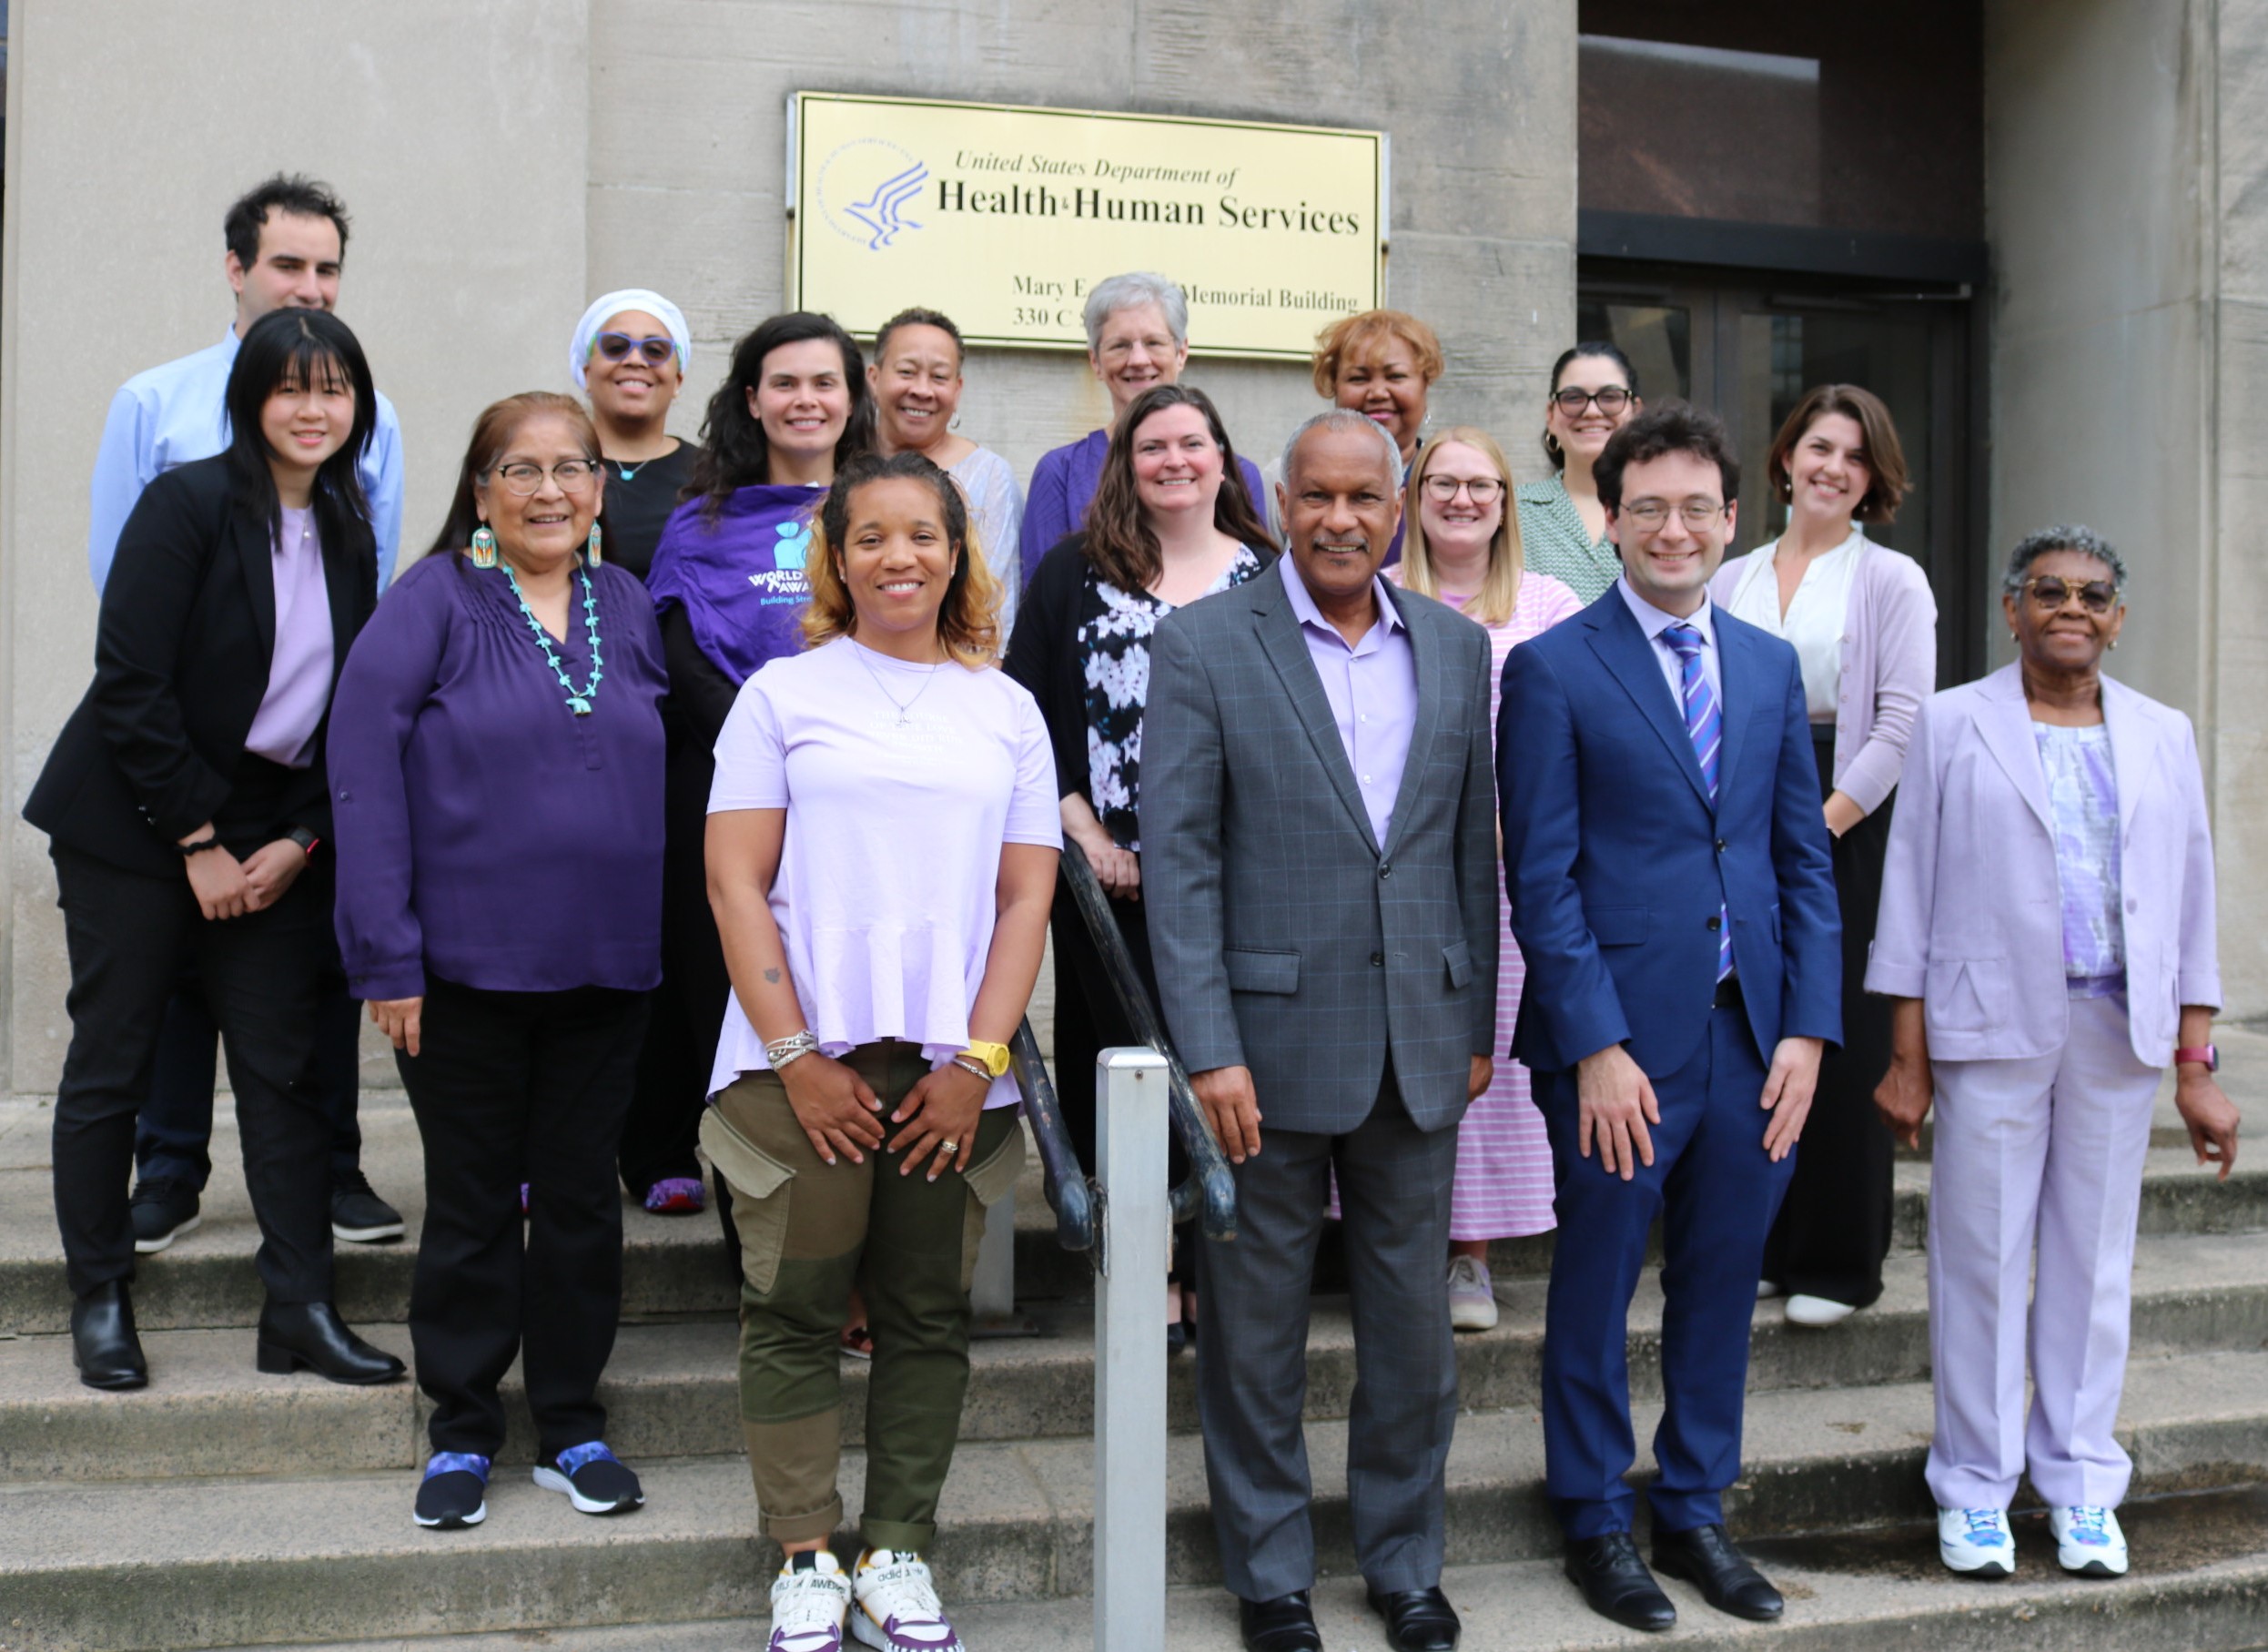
top-left (501, 563), bottom-right (605, 715)
top-left (852, 639), bottom-right (945, 726)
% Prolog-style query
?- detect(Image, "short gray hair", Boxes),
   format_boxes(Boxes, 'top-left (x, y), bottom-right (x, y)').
top-left (1083, 272), bottom-right (1189, 354)
top-left (1281, 407), bottom-right (1404, 489)
top-left (2002, 523), bottom-right (2128, 594)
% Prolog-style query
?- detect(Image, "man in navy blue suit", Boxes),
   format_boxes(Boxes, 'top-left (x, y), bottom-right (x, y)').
top-left (1497, 403), bottom-right (1840, 1633)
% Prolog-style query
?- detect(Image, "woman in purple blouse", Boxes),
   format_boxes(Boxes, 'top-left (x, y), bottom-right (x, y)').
top-left (329, 392), bottom-right (668, 1533)
top-left (633, 314), bottom-right (875, 1238)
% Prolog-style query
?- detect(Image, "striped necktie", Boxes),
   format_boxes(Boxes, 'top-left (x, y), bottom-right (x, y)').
top-left (1662, 623), bottom-right (1734, 981)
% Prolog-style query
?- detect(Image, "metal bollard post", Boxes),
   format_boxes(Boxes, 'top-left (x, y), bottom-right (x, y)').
top-left (1094, 1046), bottom-right (1170, 1652)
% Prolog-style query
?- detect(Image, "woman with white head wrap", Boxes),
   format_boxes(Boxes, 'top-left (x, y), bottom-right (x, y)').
top-left (570, 291), bottom-right (712, 1221)
top-left (570, 289), bottom-right (702, 583)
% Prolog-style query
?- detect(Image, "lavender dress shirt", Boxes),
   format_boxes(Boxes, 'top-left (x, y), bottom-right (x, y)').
top-left (1279, 553), bottom-right (1416, 846)
top-left (242, 503), bottom-right (336, 769)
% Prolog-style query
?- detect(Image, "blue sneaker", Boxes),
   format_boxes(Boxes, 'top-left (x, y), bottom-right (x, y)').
top-left (414, 1452), bottom-right (490, 1529)
top-left (1937, 1505), bottom-right (2014, 1578)
top-left (533, 1441), bottom-right (643, 1515)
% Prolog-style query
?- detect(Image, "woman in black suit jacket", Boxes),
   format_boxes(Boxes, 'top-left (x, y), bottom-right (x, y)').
top-left (26, 309), bottom-right (403, 1392)
top-left (1003, 383), bottom-right (1274, 1351)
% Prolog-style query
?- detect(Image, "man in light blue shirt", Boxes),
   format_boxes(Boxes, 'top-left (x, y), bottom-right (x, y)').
top-left (90, 175), bottom-right (404, 1253)
top-left (87, 177), bottom-right (404, 590)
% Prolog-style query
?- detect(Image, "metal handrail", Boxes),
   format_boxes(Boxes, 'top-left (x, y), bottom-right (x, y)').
top-left (1058, 836), bottom-right (1240, 1242)
top-left (1010, 1018), bottom-right (1094, 1252)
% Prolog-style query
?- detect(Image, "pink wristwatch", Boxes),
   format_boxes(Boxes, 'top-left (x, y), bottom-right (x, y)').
top-left (2173, 1045), bottom-right (2219, 1071)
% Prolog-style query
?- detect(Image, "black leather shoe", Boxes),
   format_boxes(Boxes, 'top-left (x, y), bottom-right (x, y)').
top-left (1652, 1523), bottom-right (1785, 1621)
top-left (1238, 1590), bottom-right (1321, 1652)
top-left (255, 1301), bottom-right (406, 1385)
top-left (71, 1281), bottom-right (147, 1391)
top-left (1564, 1532), bottom-right (1676, 1632)
top-left (1367, 1584), bottom-right (1461, 1650)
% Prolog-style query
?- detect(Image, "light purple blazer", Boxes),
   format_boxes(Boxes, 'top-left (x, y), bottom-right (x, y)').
top-left (1708, 538), bottom-right (1937, 814)
top-left (1865, 664), bottom-right (2221, 1067)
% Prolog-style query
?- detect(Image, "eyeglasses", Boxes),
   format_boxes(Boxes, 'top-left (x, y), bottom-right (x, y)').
top-left (1552, 386), bottom-right (1633, 416)
top-left (591, 332), bottom-right (677, 367)
top-left (2022, 575), bottom-right (2120, 613)
top-left (1620, 499), bottom-right (1726, 531)
top-left (1422, 475), bottom-right (1504, 503)
top-left (491, 460), bottom-right (602, 496)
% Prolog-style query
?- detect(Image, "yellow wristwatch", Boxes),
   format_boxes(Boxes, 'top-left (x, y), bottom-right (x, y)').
top-left (958, 1040), bottom-right (1013, 1079)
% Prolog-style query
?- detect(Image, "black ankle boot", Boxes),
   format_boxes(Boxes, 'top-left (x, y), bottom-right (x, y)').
top-left (255, 1300), bottom-right (405, 1385)
top-left (72, 1280), bottom-right (148, 1391)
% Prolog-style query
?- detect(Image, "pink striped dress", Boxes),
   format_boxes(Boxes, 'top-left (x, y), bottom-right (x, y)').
top-left (1329, 567), bottom-right (1585, 1239)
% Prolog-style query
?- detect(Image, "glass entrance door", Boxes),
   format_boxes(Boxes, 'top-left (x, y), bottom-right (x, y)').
top-left (1575, 274), bottom-right (1982, 681)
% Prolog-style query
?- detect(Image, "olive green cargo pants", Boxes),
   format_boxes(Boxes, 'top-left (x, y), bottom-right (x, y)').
top-left (703, 1040), bottom-right (1024, 1552)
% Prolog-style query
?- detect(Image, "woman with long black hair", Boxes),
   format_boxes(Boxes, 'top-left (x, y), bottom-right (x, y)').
top-left (638, 315), bottom-right (874, 1250)
top-left (1005, 381), bottom-right (1275, 1350)
top-left (27, 307), bottom-right (400, 1392)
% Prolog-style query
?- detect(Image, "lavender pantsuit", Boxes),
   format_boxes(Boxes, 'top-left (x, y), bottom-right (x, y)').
top-left (1868, 664), bottom-right (2221, 1511)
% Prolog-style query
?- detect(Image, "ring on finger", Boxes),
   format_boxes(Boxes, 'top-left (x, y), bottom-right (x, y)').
top-left (939, 1139), bottom-right (959, 1156)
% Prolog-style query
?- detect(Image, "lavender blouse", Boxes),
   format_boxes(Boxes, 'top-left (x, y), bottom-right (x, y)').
top-left (2035, 722), bottom-right (2124, 991)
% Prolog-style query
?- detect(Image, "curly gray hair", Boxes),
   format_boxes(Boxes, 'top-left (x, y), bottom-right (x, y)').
top-left (2003, 523), bottom-right (2128, 594)
top-left (1082, 272), bottom-right (1189, 355)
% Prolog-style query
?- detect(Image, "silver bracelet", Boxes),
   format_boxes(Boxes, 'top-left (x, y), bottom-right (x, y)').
top-left (764, 1030), bottom-right (820, 1071)
top-left (950, 1055), bottom-right (991, 1082)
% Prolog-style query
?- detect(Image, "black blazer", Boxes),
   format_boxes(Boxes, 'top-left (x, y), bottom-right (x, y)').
top-left (1003, 532), bottom-right (1279, 816)
top-left (26, 455), bottom-right (377, 877)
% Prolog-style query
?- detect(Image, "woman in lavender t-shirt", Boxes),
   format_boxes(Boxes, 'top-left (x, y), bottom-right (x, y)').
top-left (703, 451), bottom-right (1060, 1652)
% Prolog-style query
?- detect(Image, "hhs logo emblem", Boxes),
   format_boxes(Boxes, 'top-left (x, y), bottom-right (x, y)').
top-left (818, 139), bottom-right (928, 251)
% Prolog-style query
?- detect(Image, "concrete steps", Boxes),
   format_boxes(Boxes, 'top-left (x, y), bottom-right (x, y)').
top-left (252, 1515), bottom-right (2268, 1652)
top-left (6, 1227), bottom-right (2267, 1485)
top-left (3, 1023), bottom-right (2264, 1650)
top-left (7, 1354), bottom-right (2266, 1649)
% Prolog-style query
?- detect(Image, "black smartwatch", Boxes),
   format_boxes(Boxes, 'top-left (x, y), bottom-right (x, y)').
top-left (287, 826), bottom-right (320, 858)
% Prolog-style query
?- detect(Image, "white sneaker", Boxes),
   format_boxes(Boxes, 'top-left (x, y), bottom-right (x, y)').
top-left (2049, 1505), bottom-right (2129, 1576)
top-left (1784, 1293), bottom-right (1858, 1327)
top-left (1757, 1278), bottom-right (1784, 1299)
top-left (1447, 1254), bottom-right (1499, 1332)
top-left (1938, 1506), bottom-right (2016, 1578)
top-left (852, 1548), bottom-right (965, 1651)
top-left (768, 1551), bottom-right (853, 1652)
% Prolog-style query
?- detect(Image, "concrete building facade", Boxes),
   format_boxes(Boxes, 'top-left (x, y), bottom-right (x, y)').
top-left (0, 0), bottom-right (2256, 1096)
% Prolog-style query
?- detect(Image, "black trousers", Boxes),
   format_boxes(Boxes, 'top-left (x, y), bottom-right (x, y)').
top-left (1760, 727), bottom-right (1898, 1306)
top-left (134, 977), bottom-right (362, 1191)
top-left (401, 976), bottom-right (647, 1458)
top-left (618, 735), bottom-right (731, 1201)
top-left (49, 846), bottom-right (336, 1302)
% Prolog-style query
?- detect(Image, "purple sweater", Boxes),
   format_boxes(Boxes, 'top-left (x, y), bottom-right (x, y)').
top-left (1018, 427), bottom-right (1270, 583)
top-left (328, 552), bottom-right (668, 1000)
top-left (1708, 539), bottom-right (1937, 815)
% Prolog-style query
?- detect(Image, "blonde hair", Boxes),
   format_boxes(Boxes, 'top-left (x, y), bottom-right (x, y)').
top-left (1397, 427), bottom-right (1524, 626)
top-left (798, 450), bottom-right (1001, 666)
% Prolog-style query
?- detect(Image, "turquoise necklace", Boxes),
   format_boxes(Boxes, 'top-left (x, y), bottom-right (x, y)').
top-left (501, 563), bottom-right (604, 715)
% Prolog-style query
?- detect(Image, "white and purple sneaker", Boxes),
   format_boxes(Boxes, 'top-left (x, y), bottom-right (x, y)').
top-left (2049, 1505), bottom-right (2129, 1576)
top-left (852, 1548), bottom-right (965, 1651)
top-left (769, 1550), bottom-right (853, 1652)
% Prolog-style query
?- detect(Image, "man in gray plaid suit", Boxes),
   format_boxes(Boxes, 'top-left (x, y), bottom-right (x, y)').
top-left (1141, 409), bottom-right (1501, 1652)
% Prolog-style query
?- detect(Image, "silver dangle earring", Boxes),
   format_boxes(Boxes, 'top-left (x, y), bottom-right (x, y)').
top-left (470, 525), bottom-right (499, 570)
top-left (586, 522), bottom-right (603, 568)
